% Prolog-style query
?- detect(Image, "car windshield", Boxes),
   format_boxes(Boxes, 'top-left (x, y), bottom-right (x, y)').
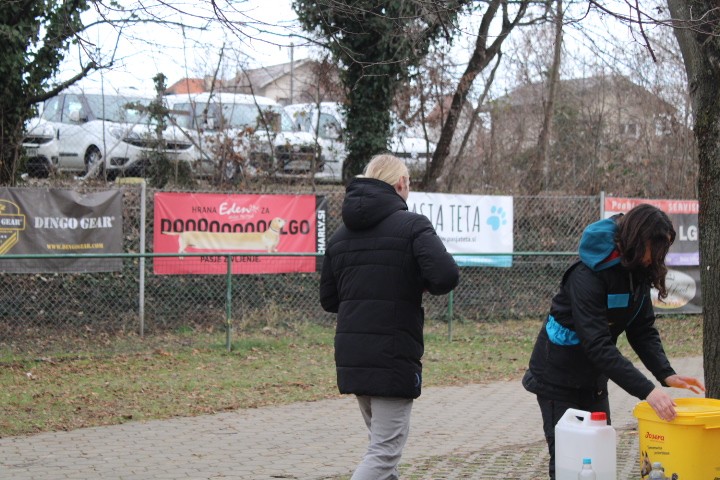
top-left (169, 104), bottom-right (194, 129)
top-left (173, 101), bottom-right (294, 132)
top-left (291, 111), bottom-right (313, 133)
top-left (84, 94), bottom-right (153, 124)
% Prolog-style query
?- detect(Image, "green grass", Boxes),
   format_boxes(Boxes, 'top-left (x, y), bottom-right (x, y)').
top-left (0, 316), bottom-right (703, 437)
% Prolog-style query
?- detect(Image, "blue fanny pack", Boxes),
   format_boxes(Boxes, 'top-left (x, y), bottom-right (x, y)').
top-left (545, 315), bottom-right (580, 346)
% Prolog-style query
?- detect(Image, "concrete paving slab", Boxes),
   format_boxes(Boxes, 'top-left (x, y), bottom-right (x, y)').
top-left (0, 356), bottom-right (704, 480)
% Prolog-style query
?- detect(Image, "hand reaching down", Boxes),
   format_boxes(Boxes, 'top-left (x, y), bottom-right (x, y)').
top-left (664, 374), bottom-right (705, 394)
top-left (646, 388), bottom-right (677, 421)
top-left (646, 375), bottom-right (705, 422)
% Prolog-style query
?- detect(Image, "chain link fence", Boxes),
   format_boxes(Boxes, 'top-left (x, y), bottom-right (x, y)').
top-left (0, 183), bottom-right (599, 356)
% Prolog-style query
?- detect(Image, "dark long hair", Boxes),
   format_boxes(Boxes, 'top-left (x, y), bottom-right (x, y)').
top-left (615, 204), bottom-right (676, 299)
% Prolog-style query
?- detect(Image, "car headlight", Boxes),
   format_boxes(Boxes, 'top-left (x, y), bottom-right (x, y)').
top-left (24, 123), bottom-right (56, 144)
top-left (110, 127), bottom-right (146, 143)
top-left (38, 123), bottom-right (55, 138)
top-left (126, 130), bottom-right (144, 141)
top-left (109, 126), bottom-right (126, 140)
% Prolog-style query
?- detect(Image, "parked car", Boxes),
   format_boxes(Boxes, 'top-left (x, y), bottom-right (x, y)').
top-left (22, 86), bottom-right (195, 179)
top-left (166, 92), bottom-right (322, 182)
top-left (284, 102), bottom-right (435, 182)
top-left (22, 118), bottom-right (58, 178)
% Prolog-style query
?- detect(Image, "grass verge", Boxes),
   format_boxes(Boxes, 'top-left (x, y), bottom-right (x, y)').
top-left (0, 315), bottom-right (703, 437)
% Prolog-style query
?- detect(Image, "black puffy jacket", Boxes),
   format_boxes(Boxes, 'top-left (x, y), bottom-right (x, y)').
top-left (320, 178), bottom-right (459, 399)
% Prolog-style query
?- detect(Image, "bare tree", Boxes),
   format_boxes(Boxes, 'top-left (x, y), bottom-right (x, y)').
top-left (445, 54), bottom-right (502, 192)
top-left (424, 0), bottom-right (531, 191)
top-left (578, 0), bottom-right (720, 397)
top-left (664, 0), bottom-right (720, 398)
top-left (293, 0), bottom-right (471, 181)
top-left (522, 0), bottom-right (563, 194)
top-left (392, 47), bottom-right (458, 179)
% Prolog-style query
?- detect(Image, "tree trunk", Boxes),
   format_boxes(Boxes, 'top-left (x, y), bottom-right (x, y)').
top-left (522, 0), bottom-right (563, 195)
top-left (446, 54), bottom-right (502, 192)
top-left (423, 41), bottom-right (491, 190)
top-left (0, 141), bottom-right (21, 186)
top-left (424, 0), bottom-right (528, 191)
top-left (667, 0), bottom-right (720, 398)
top-left (343, 80), bottom-right (393, 181)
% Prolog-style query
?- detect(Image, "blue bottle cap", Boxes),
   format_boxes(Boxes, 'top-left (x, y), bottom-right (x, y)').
top-left (583, 458), bottom-right (592, 464)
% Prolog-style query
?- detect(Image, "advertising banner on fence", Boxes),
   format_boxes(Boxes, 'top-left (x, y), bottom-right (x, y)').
top-left (0, 187), bottom-right (123, 273)
top-left (604, 197), bottom-right (701, 314)
top-left (154, 192), bottom-right (326, 274)
top-left (406, 192), bottom-right (513, 267)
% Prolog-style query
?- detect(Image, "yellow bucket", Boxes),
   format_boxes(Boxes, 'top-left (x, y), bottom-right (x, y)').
top-left (633, 397), bottom-right (720, 479)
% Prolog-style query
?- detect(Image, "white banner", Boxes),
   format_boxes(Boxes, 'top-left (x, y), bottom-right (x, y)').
top-left (407, 192), bottom-right (513, 267)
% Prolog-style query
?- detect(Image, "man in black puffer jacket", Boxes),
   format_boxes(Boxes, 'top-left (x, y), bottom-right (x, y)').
top-left (320, 154), bottom-right (459, 480)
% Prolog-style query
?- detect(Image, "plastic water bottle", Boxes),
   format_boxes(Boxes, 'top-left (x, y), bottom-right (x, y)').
top-left (555, 409), bottom-right (616, 479)
top-left (578, 458), bottom-right (597, 479)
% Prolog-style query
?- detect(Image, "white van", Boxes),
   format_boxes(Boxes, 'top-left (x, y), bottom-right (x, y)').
top-left (284, 102), bottom-right (435, 182)
top-left (22, 86), bottom-right (194, 179)
top-left (166, 92), bottom-right (321, 181)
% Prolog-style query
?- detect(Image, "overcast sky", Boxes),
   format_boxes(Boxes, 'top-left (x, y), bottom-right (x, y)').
top-left (57, 0), bottom-right (673, 106)
top-left (62, 0), bottom-right (307, 92)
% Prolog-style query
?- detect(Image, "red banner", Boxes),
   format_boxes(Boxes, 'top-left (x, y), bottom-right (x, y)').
top-left (153, 193), bottom-right (322, 274)
top-left (604, 197), bottom-right (698, 215)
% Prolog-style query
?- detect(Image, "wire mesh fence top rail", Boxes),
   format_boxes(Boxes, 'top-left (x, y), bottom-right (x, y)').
top-left (0, 186), bottom-right (598, 355)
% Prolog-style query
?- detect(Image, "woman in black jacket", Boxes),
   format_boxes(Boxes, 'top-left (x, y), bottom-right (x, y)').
top-left (522, 203), bottom-right (704, 479)
top-left (320, 154), bottom-right (459, 480)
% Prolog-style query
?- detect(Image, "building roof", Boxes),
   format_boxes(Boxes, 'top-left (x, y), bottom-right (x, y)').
top-left (492, 75), bottom-right (674, 112)
top-left (232, 59), bottom-right (314, 89)
top-left (166, 78), bottom-right (208, 95)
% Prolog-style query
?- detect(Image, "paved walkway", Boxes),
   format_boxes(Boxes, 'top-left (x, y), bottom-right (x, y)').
top-left (0, 356), bottom-right (704, 479)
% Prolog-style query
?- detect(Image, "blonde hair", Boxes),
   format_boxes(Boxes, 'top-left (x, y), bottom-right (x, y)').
top-left (361, 154), bottom-right (409, 186)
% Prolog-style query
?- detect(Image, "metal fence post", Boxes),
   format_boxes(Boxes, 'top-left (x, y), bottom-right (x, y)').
top-left (117, 177), bottom-right (146, 337)
top-left (226, 254), bottom-right (233, 352)
top-left (448, 290), bottom-right (454, 342)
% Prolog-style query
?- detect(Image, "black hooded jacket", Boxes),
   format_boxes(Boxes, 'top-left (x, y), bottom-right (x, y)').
top-left (522, 215), bottom-right (676, 402)
top-left (320, 178), bottom-right (459, 399)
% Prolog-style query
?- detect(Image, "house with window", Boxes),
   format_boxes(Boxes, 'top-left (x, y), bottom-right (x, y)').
top-left (165, 59), bottom-right (342, 106)
top-left (224, 59), bottom-right (342, 106)
top-left (483, 74), bottom-right (694, 195)
top-left (489, 75), bottom-right (678, 153)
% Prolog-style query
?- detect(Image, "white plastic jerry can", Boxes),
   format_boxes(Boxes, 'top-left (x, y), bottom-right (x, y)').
top-left (555, 409), bottom-right (617, 480)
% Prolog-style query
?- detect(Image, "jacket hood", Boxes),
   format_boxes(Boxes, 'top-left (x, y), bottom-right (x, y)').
top-left (342, 177), bottom-right (407, 231)
top-left (578, 215), bottom-right (622, 271)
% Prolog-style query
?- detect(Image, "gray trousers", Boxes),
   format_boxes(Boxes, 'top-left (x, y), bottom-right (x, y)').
top-left (351, 396), bottom-right (414, 480)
